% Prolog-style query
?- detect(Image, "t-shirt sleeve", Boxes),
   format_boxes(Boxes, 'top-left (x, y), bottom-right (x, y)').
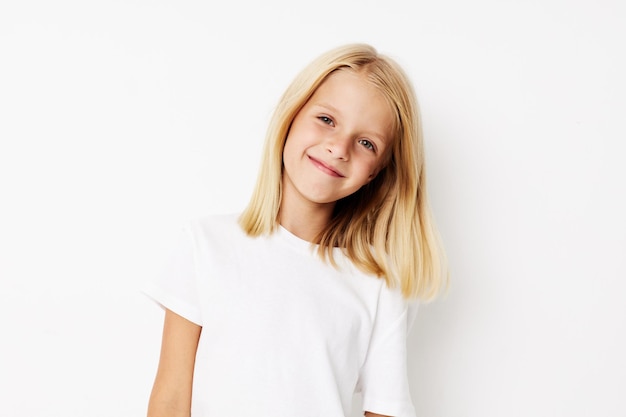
top-left (357, 288), bottom-right (420, 417)
top-left (141, 223), bottom-right (203, 326)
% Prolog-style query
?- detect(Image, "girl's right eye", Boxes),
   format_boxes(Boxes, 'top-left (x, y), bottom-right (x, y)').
top-left (318, 116), bottom-right (334, 126)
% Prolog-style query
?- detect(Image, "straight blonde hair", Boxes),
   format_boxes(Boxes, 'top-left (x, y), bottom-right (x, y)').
top-left (239, 43), bottom-right (448, 300)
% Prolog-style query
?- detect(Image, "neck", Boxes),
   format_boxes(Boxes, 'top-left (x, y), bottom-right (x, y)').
top-left (279, 177), bottom-right (335, 243)
top-left (279, 204), bottom-right (333, 243)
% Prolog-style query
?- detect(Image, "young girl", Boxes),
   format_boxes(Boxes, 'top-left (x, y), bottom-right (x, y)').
top-left (144, 43), bottom-right (447, 417)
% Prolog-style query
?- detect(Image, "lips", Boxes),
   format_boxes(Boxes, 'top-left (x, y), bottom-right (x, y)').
top-left (307, 155), bottom-right (345, 177)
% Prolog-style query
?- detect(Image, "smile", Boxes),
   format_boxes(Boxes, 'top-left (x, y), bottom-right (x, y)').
top-left (308, 156), bottom-right (345, 177)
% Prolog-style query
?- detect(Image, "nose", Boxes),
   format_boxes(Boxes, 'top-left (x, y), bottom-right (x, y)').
top-left (325, 135), bottom-right (350, 161)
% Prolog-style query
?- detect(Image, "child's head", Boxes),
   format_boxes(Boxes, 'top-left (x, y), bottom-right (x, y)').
top-left (241, 43), bottom-right (446, 299)
top-left (244, 43), bottom-right (423, 228)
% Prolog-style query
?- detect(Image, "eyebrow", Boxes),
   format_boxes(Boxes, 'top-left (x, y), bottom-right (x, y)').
top-left (313, 103), bottom-right (341, 115)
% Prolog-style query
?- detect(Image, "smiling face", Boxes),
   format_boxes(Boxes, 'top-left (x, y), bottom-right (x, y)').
top-left (281, 69), bottom-right (395, 214)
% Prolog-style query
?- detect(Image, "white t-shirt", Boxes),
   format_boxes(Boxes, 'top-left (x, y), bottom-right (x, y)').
top-left (144, 213), bottom-right (419, 417)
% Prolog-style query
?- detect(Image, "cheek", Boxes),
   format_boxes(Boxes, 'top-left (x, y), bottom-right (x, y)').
top-left (282, 137), bottom-right (295, 165)
top-left (366, 159), bottom-right (385, 178)
top-left (283, 125), bottom-right (308, 154)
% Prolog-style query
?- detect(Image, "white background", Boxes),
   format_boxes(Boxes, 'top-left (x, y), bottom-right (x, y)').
top-left (1, 1), bottom-right (624, 416)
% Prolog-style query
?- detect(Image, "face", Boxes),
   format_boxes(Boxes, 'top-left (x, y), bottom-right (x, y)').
top-left (282, 69), bottom-right (395, 210)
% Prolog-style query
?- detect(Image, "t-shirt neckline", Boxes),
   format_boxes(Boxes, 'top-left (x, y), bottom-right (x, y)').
top-left (276, 224), bottom-right (345, 258)
top-left (276, 224), bottom-right (318, 252)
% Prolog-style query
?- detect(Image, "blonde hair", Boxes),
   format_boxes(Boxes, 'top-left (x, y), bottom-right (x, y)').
top-left (239, 43), bottom-right (448, 300)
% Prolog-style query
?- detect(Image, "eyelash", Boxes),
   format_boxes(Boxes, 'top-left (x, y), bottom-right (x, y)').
top-left (318, 116), bottom-right (334, 126)
top-left (358, 139), bottom-right (375, 151)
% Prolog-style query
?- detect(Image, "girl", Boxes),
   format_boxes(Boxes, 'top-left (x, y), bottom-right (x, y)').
top-left (144, 43), bottom-right (447, 417)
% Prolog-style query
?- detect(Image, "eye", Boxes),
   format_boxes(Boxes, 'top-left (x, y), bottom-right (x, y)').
top-left (358, 139), bottom-right (375, 152)
top-left (318, 116), bottom-right (334, 126)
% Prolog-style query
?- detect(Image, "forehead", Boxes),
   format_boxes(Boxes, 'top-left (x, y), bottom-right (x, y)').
top-left (309, 69), bottom-right (396, 137)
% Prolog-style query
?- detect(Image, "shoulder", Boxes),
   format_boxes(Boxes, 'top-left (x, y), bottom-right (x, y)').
top-left (181, 212), bottom-right (252, 258)
top-left (185, 212), bottom-right (243, 240)
top-left (375, 284), bottom-right (420, 332)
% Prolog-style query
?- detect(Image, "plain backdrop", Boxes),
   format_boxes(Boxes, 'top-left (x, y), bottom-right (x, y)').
top-left (1, 1), bottom-right (624, 416)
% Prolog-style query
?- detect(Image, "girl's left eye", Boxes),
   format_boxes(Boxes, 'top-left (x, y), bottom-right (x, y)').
top-left (358, 139), bottom-right (375, 151)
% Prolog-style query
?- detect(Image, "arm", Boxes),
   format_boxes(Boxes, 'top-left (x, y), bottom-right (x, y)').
top-left (147, 308), bottom-right (202, 417)
top-left (364, 413), bottom-right (391, 417)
